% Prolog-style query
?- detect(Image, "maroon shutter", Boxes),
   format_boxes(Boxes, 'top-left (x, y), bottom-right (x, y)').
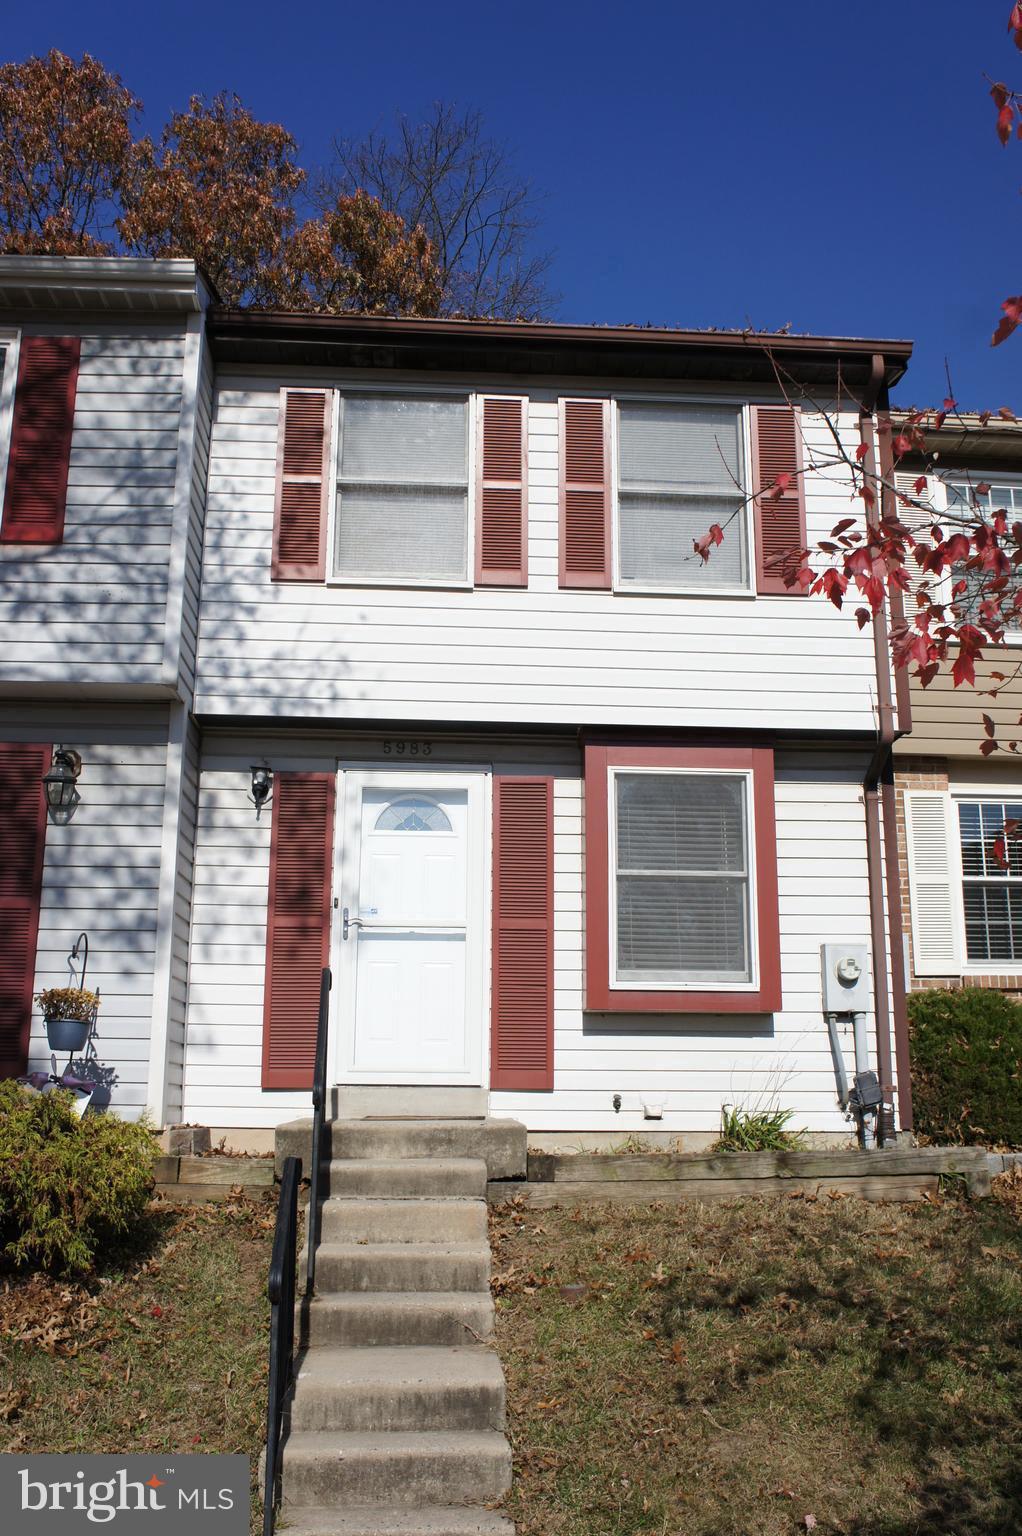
top-left (491, 776), bottom-right (554, 1091)
top-left (0, 743), bottom-right (49, 1077)
top-left (476, 395), bottom-right (527, 586)
top-left (752, 404), bottom-right (807, 595)
top-left (1, 336), bottom-right (79, 544)
top-left (272, 389), bottom-right (332, 581)
top-left (559, 398), bottom-right (611, 588)
top-left (261, 772), bottom-right (335, 1089)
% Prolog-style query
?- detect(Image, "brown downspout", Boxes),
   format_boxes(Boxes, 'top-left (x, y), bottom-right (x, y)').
top-left (858, 355), bottom-right (898, 1141)
top-left (875, 411), bottom-right (914, 1131)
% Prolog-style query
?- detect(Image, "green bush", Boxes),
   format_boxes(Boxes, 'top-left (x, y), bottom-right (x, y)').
top-left (908, 987), bottom-right (1022, 1148)
top-left (0, 1081), bottom-right (156, 1275)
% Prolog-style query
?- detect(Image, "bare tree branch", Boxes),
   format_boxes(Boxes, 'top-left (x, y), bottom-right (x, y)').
top-left (323, 102), bottom-right (558, 319)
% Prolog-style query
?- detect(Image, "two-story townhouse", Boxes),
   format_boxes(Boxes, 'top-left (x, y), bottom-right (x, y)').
top-left (0, 257), bottom-right (212, 1119)
top-left (180, 307), bottom-right (914, 1148)
top-left (0, 256), bottom-right (917, 1149)
top-left (894, 414), bottom-right (1022, 998)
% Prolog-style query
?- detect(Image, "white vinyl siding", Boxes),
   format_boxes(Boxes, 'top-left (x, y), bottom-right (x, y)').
top-left (333, 393), bottom-right (470, 584)
top-left (197, 385), bottom-right (879, 732)
top-left (0, 704), bottom-right (170, 1121)
top-left (612, 769), bottom-right (751, 986)
top-left (183, 734), bottom-right (882, 1136)
top-left (0, 325), bottom-right (190, 693)
top-left (616, 400), bottom-right (748, 590)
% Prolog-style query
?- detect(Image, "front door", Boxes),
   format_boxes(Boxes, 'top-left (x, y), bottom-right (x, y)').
top-left (336, 771), bottom-right (486, 1085)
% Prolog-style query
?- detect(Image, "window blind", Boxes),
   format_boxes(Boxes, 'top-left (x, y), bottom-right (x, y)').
top-left (335, 395), bottom-right (469, 581)
top-left (958, 799), bottom-right (1022, 962)
top-left (618, 402), bottom-right (747, 589)
top-left (614, 771), bottom-right (751, 984)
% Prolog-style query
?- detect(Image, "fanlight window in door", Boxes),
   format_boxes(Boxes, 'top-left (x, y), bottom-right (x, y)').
top-left (374, 796), bottom-right (453, 833)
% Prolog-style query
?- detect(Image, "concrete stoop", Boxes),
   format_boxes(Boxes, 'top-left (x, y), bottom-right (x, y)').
top-left (278, 1117), bottom-right (525, 1536)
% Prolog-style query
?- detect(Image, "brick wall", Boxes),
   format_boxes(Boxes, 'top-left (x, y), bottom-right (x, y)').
top-left (895, 759), bottom-right (1022, 995)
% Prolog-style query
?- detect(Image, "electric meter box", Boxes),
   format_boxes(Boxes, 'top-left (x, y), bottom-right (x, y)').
top-left (820, 943), bottom-right (871, 1013)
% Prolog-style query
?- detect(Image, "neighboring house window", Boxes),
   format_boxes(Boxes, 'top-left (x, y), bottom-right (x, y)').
top-left (616, 401), bottom-right (749, 592)
top-left (957, 799), bottom-right (1022, 962)
top-left (583, 744), bottom-right (781, 1013)
top-left (946, 478), bottom-right (1022, 633)
top-left (614, 769), bottom-right (751, 985)
top-left (333, 394), bottom-right (470, 584)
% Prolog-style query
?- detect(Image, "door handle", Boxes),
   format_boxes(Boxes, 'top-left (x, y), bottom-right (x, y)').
top-left (342, 907), bottom-right (364, 940)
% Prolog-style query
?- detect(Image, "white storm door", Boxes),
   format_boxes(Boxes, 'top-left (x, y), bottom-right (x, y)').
top-left (337, 771), bottom-right (486, 1084)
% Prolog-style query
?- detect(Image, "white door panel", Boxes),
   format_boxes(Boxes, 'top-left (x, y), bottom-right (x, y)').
top-left (336, 772), bottom-right (485, 1085)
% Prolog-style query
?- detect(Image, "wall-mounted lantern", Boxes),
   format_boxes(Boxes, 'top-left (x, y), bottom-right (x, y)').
top-left (250, 764), bottom-right (273, 817)
top-left (42, 747), bottom-right (82, 825)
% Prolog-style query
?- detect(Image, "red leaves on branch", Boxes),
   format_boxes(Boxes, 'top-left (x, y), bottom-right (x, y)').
top-left (992, 295), bottom-right (1022, 346)
top-left (993, 81), bottom-right (1015, 142)
top-left (693, 523), bottom-right (724, 563)
top-left (1011, 4), bottom-right (1022, 49)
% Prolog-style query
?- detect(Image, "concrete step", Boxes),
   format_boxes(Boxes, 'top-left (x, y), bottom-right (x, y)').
top-left (319, 1199), bottom-right (487, 1245)
top-left (277, 1118), bottom-right (527, 1181)
top-left (334, 1086), bottom-right (489, 1119)
top-left (280, 1505), bottom-right (513, 1535)
top-left (323, 1158), bottom-right (488, 1200)
top-left (281, 1430), bottom-right (512, 1507)
top-left (290, 1346), bottom-right (505, 1432)
top-left (300, 1291), bottom-right (494, 1348)
top-left (313, 1244), bottom-right (490, 1294)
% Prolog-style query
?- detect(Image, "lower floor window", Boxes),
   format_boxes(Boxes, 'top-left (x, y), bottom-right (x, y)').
top-left (614, 770), bottom-right (751, 985)
top-left (957, 799), bottom-right (1022, 962)
top-left (583, 743), bottom-right (780, 1013)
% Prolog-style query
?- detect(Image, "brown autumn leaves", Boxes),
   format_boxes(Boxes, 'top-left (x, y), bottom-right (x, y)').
top-left (0, 51), bottom-right (440, 314)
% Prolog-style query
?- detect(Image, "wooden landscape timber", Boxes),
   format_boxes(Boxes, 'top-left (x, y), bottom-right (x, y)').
top-left (154, 1154), bottom-right (275, 1203)
top-left (486, 1145), bottom-right (993, 1206)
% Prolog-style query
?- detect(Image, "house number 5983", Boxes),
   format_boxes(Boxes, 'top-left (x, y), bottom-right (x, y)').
top-left (382, 740), bottom-right (432, 756)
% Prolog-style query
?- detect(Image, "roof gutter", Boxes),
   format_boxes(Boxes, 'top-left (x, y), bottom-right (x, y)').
top-left (858, 355), bottom-right (912, 1136)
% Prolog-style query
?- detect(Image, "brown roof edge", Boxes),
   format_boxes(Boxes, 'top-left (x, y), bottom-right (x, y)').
top-left (208, 307), bottom-right (913, 388)
top-left (891, 408), bottom-right (1022, 469)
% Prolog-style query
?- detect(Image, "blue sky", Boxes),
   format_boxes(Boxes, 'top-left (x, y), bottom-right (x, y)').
top-left (5, 1), bottom-right (1020, 408)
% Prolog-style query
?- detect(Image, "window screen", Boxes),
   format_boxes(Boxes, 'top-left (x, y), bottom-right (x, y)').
top-left (946, 480), bottom-right (1022, 632)
top-left (958, 799), bottom-right (1022, 963)
top-left (335, 395), bottom-right (469, 581)
top-left (617, 402), bottom-right (747, 589)
top-left (614, 771), bottom-right (751, 984)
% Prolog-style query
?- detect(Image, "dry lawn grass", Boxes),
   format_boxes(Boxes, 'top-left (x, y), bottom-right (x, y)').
top-left (491, 1172), bottom-right (1022, 1536)
top-left (0, 1193), bottom-right (277, 1532)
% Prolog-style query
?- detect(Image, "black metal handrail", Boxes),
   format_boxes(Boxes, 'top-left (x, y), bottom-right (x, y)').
top-left (306, 966), bottom-right (331, 1297)
top-left (263, 1153), bottom-right (301, 1536)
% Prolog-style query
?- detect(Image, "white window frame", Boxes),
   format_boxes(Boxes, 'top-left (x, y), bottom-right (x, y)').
top-left (607, 764), bottom-right (760, 992)
top-left (0, 327), bottom-right (22, 518)
top-left (611, 394), bottom-right (756, 599)
top-left (325, 383), bottom-right (476, 591)
top-left (953, 792), bottom-right (1022, 974)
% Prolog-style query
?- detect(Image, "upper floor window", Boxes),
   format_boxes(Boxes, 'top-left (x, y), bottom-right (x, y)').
top-left (616, 401), bottom-right (749, 593)
top-left (946, 478), bottom-right (1022, 634)
top-left (333, 394), bottom-right (470, 585)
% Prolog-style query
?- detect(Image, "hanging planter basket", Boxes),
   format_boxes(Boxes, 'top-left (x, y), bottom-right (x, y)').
top-left (36, 986), bottom-right (99, 1058)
